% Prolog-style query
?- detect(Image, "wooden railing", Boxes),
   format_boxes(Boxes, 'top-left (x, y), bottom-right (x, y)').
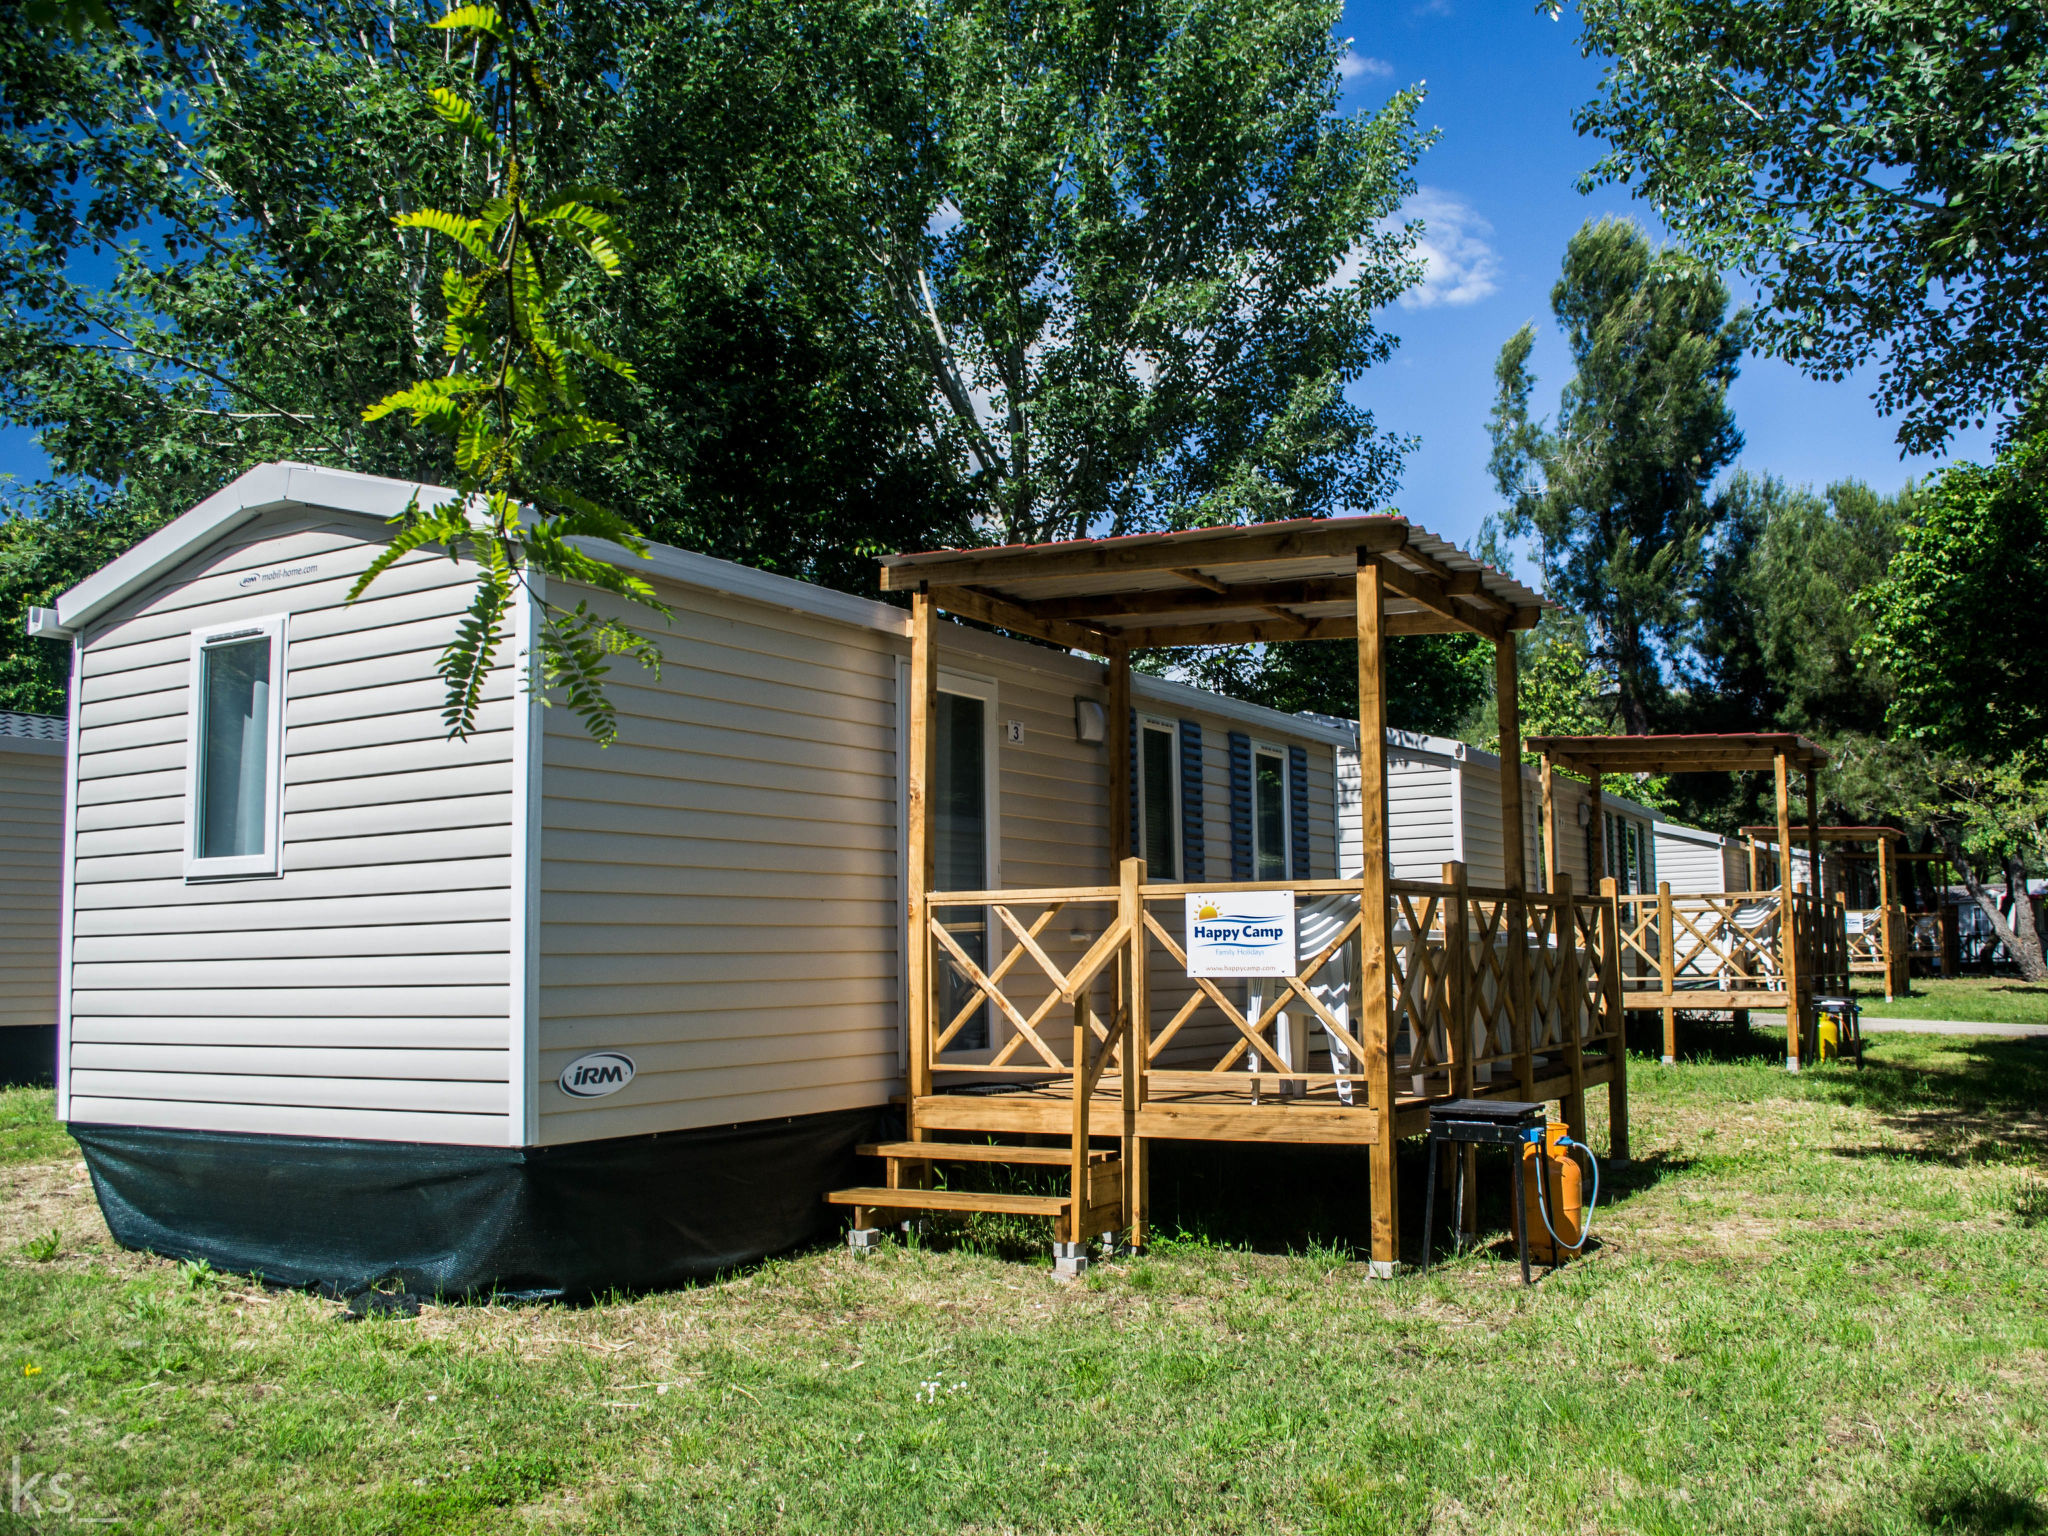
top-left (917, 861), bottom-right (1626, 1120)
top-left (1612, 888), bottom-right (1851, 1002)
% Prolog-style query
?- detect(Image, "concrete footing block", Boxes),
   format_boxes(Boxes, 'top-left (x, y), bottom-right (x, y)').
top-left (1661, 1055), bottom-right (1676, 1067)
top-left (847, 1227), bottom-right (887, 1255)
top-left (1051, 1241), bottom-right (1089, 1281)
top-left (1367, 1258), bottom-right (1398, 1281)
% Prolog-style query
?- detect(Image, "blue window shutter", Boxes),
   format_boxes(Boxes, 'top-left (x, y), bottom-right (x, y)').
top-left (1179, 720), bottom-right (1204, 882)
top-left (1228, 731), bottom-right (1252, 881)
top-left (1288, 745), bottom-right (1310, 880)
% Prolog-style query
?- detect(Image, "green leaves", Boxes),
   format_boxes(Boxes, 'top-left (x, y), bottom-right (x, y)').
top-left (1861, 433), bottom-right (2048, 767)
top-left (349, 0), bottom-right (664, 744)
top-left (1567, 0), bottom-right (2048, 453)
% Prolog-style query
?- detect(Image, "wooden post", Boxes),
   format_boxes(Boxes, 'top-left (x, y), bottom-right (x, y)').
top-left (1540, 752), bottom-right (1558, 894)
top-left (1500, 640), bottom-right (1535, 1106)
top-left (1600, 876), bottom-right (1630, 1163)
top-left (1444, 860), bottom-right (1476, 1239)
top-left (906, 591), bottom-right (940, 1138)
top-left (1877, 834), bottom-right (1896, 1001)
top-left (1070, 974), bottom-right (1091, 1244)
top-left (1108, 640), bottom-right (1132, 869)
top-left (1657, 880), bottom-right (1677, 1066)
top-left (1746, 833), bottom-right (1758, 893)
top-left (1775, 750), bottom-right (1801, 1071)
top-left (1120, 855), bottom-right (1148, 1248)
top-left (1356, 556), bottom-right (1398, 1278)
top-left (1558, 872), bottom-right (1586, 1140)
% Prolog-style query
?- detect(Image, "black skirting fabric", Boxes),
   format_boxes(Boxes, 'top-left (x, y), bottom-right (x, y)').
top-left (70, 1107), bottom-right (876, 1300)
top-left (0, 1025), bottom-right (56, 1089)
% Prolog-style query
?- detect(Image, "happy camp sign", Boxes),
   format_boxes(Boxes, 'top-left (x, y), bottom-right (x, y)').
top-left (1183, 891), bottom-right (1298, 978)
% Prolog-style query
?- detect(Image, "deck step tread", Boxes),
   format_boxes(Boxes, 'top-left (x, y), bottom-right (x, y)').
top-left (858, 1141), bottom-right (1117, 1166)
top-left (826, 1186), bottom-right (1071, 1216)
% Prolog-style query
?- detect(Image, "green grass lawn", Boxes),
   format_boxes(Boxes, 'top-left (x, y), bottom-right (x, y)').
top-left (1854, 976), bottom-right (2048, 1024)
top-left (4, 1033), bottom-right (2047, 1535)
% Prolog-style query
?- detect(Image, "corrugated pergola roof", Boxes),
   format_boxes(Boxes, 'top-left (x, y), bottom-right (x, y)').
top-left (1526, 732), bottom-right (1828, 776)
top-left (1740, 824), bottom-right (1906, 844)
top-left (876, 515), bottom-right (1546, 649)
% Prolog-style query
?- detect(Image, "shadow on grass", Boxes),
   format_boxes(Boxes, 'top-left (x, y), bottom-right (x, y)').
top-left (1625, 1010), bottom-right (1785, 1065)
top-left (898, 1138), bottom-right (1694, 1268)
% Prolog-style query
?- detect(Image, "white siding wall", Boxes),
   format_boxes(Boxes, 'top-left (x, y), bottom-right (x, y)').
top-left (533, 579), bottom-right (903, 1144)
top-left (1385, 753), bottom-right (1458, 880)
top-left (0, 739), bottom-right (63, 1033)
top-left (64, 511), bottom-right (516, 1145)
top-left (1655, 827), bottom-right (1731, 893)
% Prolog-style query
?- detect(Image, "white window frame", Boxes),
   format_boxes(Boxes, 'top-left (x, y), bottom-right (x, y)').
top-left (933, 669), bottom-right (1002, 1062)
top-left (1251, 740), bottom-right (1292, 882)
top-left (184, 612), bottom-right (287, 881)
top-left (1136, 714), bottom-right (1181, 882)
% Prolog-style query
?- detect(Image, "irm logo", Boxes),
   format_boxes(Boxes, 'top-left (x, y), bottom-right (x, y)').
top-left (558, 1051), bottom-right (636, 1099)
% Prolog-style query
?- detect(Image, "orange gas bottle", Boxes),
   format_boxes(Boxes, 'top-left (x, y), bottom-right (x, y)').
top-left (1521, 1121), bottom-right (1585, 1263)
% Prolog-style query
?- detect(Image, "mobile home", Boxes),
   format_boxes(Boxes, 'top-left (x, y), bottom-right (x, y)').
top-left (1652, 819), bottom-right (1744, 895)
top-left (29, 463), bottom-right (1346, 1295)
top-left (1335, 727), bottom-right (1661, 895)
top-left (0, 712), bottom-right (64, 1085)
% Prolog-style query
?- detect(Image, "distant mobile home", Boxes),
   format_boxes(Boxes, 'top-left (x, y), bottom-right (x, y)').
top-left (0, 712), bottom-right (64, 1085)
top-left (1333, 727), bottom-right (1662, 896)
top-left (30, 463), bottom-right (1345, 1296)
top-left (1653, 819), bottom-right (1745, 895)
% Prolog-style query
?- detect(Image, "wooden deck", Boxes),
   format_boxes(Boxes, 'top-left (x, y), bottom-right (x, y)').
top-left (913, 1054), bottom-right (1621, 1145)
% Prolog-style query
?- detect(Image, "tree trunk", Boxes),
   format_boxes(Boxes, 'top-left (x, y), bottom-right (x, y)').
top-left (2002, 852), bottom-right (2048, 983)
top-left (1933, 825), bottom-right (2048, 983)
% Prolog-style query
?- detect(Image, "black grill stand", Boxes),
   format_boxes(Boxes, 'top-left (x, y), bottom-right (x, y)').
top-left (1420, 1098), bottom-right (1550, 1285)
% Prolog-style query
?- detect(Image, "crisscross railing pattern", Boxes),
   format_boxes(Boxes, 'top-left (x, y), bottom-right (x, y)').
top-left (916, 867), bottom-right (1626, 1112)
top-left (926, 891), bottom-right (1130, 1078)
top-left (1139, 879), bottom-right (1372, 1089)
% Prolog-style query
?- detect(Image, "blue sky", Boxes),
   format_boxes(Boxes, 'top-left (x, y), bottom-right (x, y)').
top-left (1342, 0), bottom-right (1995, 579)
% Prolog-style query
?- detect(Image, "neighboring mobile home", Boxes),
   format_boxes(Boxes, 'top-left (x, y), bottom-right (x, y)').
top-left (0, 712), bottom-right (64, 1086)
top-left (29, 462), bottom-right (1344, 1296)
top-left (1334, 727), bottom-right (1661, 896)
top-left (1652, 819), bottom-right (1744, 895)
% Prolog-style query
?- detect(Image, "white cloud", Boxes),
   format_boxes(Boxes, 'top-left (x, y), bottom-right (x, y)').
top-left (1338, 49), bottom-right (1393, 81)
top-left (1390, 188), bottom-right (1500, 309)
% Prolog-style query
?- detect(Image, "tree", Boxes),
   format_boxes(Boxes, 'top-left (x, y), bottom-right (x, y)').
top-left (1488, 217), bottom-right (1747, 733)
top-left (861, 0), bottom-right (1428, 545)
top-left (1858, 434), bottom-right (2048, 979)
top-left (1564, 0), bottom-right (2048, 454)
top-left (348, 0), bottom-right (669, 743)
top-left (1, 0), bottom-right (1426, 713)
top-left (1168, 633), bottom-right (1491, 738)
top-left (0, 0), bottom-right (966, 713)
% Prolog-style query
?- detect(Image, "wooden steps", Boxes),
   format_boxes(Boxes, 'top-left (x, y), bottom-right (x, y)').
top-left (856, 1140), bottom-right (1116, 1166)
top-left (828, 1137), bottom-right (1126, 1245)
top-left (826, 1186), bottom-right (1070, 1217)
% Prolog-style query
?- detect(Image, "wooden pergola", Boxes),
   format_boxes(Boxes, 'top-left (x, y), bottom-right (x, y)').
top-left (826, 516), bottom-right (1635, 1277)
top-left (1740, 825), bottom-right (1912, 998)
top-left (1525, 734), bottom-right (1842, 1070)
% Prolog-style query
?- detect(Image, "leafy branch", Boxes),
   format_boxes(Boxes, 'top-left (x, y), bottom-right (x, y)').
top-left (350, 0), bottom-right (666, 745)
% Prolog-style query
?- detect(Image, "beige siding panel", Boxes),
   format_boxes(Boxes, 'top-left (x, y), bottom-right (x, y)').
top-left (0, 747), bottom-right (62, 1034)
top-left (537, 574), bottom-right (904, 1145)
top-left (71, 1017), bottom-right (508, 1049)
top-left (66, 1096), bottom-right (504, 1144)
top-left (71, 1044), bottom-right (505, 1080)
top-left (70, 1068), bottom-right (506, 1114)
top-left (64, 508), bottom-right (513, 1140)
top-left (74, 985), bottom-right (508, 1017)
top-left (75, 858), bottom-right (514, 912)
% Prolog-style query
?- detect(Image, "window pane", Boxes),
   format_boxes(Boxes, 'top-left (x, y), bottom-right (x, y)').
top-left (197, 638), bottom-right (271, 860)
top-left (934, 692), bottom-right (988, 1051)
top-left (1141, 728), bottom-right (1176, 879)
top-left (1254, 752), bottom-right (1286, 881)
